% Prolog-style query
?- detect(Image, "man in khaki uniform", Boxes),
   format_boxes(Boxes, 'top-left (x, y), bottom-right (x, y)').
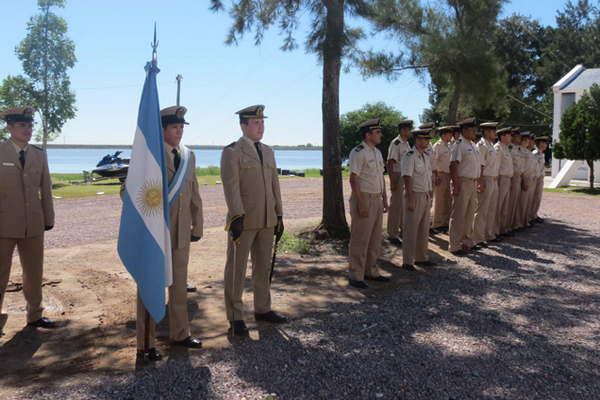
top-left (448, 117), bottom-right (481, 255)
top-left (449, 126), bottom-right (461, 152)
top-left (520, 132), bottom-right (537, 228)
top-left (472, 122), bottom-right (500, 246)
top-left (508, 128), bottom-right (527, 232)
top-left (348, 118), bottom-right (390, 289)
top-left (221, 105), bottom-right (286, 337)
top-left (530, 136), bottom-right (548, 223)
top-left (0, 107), bottom-right (56, 334)
top-left (133, 106), bottom-right (204, 361)
top-left (430, 126), bottom-right (453, 233)
top-left (401, 129), bottom-right (435, 270)
top-left (386, 119), bottom-right (413, 245)
top-left (494, 127), bottom-right (514, 238)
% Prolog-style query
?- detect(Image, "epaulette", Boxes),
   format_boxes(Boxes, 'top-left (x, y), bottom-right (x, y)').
top-left (225, 142), bottom-right (236, 149)
top-left (30, 144), bottom-right (43, 151)
top-left (393, 139), bottom-right (400, 145)
top-left (354, 144), bottom-right (364, 152)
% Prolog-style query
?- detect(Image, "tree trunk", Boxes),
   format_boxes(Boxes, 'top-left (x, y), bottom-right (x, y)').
top-left (588, 159), bottom-right (594, 189)
top-left (319, 0), bottom-right (349, 238)
top-left (447, 76), bottom-right (462, 124)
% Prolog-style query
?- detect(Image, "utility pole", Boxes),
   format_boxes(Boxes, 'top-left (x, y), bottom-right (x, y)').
top-left (176, 74), bottom-right (183, 106)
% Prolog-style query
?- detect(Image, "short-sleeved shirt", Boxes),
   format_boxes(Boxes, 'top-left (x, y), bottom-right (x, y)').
top-left (477, 138), bottom-right (500, 177)
top-left (510, 145), bottom-right (527, 175)
top-left (349, 141), bottom-right (385, 194)
top-left (387, 136), bottom-right (411, 173)
top-left (450, 138), bottom-right (481, 179)
top-left (533, 149), bottom-right (545, 177)
top-left (495, 142), bottom-right (514, 177)
top-left (431, 140), bottom-right (451, 173)
top-left (401, 148), bottom-right (432, 192)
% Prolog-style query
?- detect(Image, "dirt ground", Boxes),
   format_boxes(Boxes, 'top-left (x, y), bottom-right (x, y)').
top-left (1, 179), bottom-right (599, 399)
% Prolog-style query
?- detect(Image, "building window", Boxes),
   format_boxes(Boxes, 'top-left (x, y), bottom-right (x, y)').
top-left (561, 92), bottom-right (576, 115)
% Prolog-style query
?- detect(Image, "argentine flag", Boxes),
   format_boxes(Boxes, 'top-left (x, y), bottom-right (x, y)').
top-left (118, 60), bottom-right (172, 323)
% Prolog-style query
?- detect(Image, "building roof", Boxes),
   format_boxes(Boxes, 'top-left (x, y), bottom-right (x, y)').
top-left (554, 64), bottom-right (600, 92)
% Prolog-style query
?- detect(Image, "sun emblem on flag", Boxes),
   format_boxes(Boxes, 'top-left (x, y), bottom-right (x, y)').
top-left (137, 180), bottom-right (163, 217)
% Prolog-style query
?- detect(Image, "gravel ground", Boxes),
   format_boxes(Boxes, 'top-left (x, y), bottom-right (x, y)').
top-left (46, 178), bottom-right (326, 249)
top-left (10, 191), bottom-right (600, 399)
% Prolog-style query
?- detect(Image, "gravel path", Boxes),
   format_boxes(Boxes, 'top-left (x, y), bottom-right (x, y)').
top-left (46, 178), bottom-right (327, 249)
top-left (12, 191), bottom-right (600, 399)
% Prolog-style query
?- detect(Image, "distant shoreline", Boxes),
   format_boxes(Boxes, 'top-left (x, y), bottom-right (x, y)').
top-left (42, 144), bottom-right (322, 151)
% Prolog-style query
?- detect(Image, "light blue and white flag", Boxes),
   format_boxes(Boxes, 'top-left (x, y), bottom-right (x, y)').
top-left (118, 59), bottom-right (172, 323)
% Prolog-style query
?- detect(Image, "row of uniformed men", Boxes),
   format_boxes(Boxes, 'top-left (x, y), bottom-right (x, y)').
top-left (346, 117), bottom-right (548, 288)
top-left (0, 105), bottom-right (287, 363)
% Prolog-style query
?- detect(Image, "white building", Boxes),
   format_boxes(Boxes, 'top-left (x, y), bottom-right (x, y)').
top-left (550, 64), bottom-right (600, 187)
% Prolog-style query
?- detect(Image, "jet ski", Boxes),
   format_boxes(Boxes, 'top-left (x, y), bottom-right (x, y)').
top-left (91, 151), bottom-right (129, 180)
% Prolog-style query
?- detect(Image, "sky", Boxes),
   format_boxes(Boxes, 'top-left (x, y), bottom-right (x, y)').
top-left (0, 0), bottom-right (571, 146)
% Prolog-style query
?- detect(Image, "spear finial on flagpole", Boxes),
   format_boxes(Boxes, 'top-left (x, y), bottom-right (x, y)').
top-left (151, 22), bottom-right (159, 65)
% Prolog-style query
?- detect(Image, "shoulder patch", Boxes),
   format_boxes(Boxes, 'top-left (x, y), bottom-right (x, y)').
top-left (225, 142), bottom-right (236, 149)
top-left (393, 139), bottom-right (400, 145)
top-left (354, 144), bottom-right (364, 152)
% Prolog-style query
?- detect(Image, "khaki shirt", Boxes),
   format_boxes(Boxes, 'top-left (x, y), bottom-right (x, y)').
top-left (477, 138), bottom-right (500, 177)
top-left (0, 139), bottom-right (54, 238)
top-left (431, 140), bottom-right (451, 173)
top-left (510, 145), bottom-right (527, 176)
top-left (387, 136), bottom-right (411, 173)
top-left (495, 142), bottom-right (514, 177)
top-left (220, 136), bottom-right (283, 230)
top-left (533, 149), bottom-right (545, 177)
top-left (450, 138), bottom-right (481, 179)
top-left (349, 141), bottom-right (385, 194)
top-left (523, 149), bottom-right (538, 178)
top-left (166, 146), bottom-right (204, 249)
top-left (401, 148), bottom-right (432, 193)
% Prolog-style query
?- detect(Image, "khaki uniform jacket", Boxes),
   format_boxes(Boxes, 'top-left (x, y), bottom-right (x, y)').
top-left (0, 140), bottom-right (54, 238)
top-left (119, 146), bottom-right (203, 249)
top-left (167, 148), bottom-right (203, 249)
top-left (220, 137), bottom-right (283, 230)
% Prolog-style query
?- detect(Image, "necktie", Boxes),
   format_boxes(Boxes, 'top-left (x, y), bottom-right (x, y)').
top-left (19, 150), bottom-right (25, 168)
top-left (172, 148), bottom-right (180, 171)
top-left (254, 142), bottom-right (263, 164)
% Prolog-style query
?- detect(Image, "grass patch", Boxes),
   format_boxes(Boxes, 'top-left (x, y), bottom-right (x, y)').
top-left (278, 232), bottom-right (311, 255)
top-left (544, 186), bottom-right (600, 196)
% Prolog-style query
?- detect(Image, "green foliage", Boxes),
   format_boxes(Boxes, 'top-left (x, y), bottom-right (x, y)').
top-left (362, 0), bottom-right (507, 123)
top-left (340, 102), bottom-right (405, 161)
top-left (0, 75), bottom-right (35, 140)
top-left (557, 84), bottom-right (600, 188)
top-left (278, 232), bottom-right (310, 255)
top-left (6, 0), bottom-right (77, 147)
top-left (195, 165), bottom-right (221, 176)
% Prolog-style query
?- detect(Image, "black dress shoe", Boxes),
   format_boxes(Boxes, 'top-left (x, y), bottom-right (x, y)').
top-left (490, 237), bottom-right (502, 242)
top-left (137, 348), bottom-right (162, 362)
top-left (402, 264), bottom-right (417, 271)
top-left (186, 284), bottom-right (197, 293)
top-left (173, 336), bottom-right (202, 348)
top-left (534, 217), bottom-right (544, 223)
top-left (27, 317), bottom-right (57, 329)
top-left (415, 260), bottom-right (436, 267)
top-left (348, 279), bottom-right (369, 289)
top-left (388, 237), bottom-right (402, 246)
top-left (230, 320), bottom-right (249, 336)
top-left (255, 311), bottom-right (288, 324)
top-left (365, 275), bottom-right (390, 282)
top-left (479, 242), bottom-right (489, 248)
top-left (451, 249), bottom-right (468, 256)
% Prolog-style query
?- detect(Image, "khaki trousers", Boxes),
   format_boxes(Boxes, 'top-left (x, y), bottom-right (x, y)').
top-left (224, 228), bottom-right (274, 321)
top-left (349, 193), bottom-right (383, 281)
top-left (530, 176), bottom-right (544, 220)
top-left (495, 175), bottom-right (512, 235)
top-left (472, 176), bottom-right (497, 244)
top-left (448, 178), bottom-right (478, 252)
top-left (136, 245), bottom-right (191, 349)
top-left (0, 236), bottom-right (44, 329)
top-left (386, 175), bottom-right (404, 238)
top-left (520, 176), bottom-right (535, 226)
top-left (402, 192), bottom-right (431, 265)
top-left (432, 172), bottom-right (451, 229)
top-left (509, 174), bottom-right (523, 230)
